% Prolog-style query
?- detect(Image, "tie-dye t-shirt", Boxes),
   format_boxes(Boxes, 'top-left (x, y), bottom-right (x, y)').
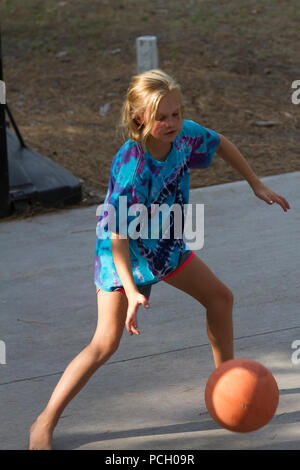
top-left (94, 119), bottom-right (220, 292)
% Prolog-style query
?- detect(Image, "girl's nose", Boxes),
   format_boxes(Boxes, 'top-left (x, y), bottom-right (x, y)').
top-left (166, 116), bottom-right (176, 128)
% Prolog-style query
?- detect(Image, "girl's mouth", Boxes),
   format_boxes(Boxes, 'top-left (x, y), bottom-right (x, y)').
top-left (166, 130), bottom-right (177, 135)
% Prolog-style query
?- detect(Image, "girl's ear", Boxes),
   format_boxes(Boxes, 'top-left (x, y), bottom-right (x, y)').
top-left (134, 117), bottom-right (143, 127)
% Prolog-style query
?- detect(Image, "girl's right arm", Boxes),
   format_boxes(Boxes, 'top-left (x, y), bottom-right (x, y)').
top-left (111, 233), bottom-right (150, 335)
top-left (111, 232), bottom-right (138, 297)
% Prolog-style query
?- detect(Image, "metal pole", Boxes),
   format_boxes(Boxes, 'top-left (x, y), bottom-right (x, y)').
top-left (0, 25), bottom-right (12, 218)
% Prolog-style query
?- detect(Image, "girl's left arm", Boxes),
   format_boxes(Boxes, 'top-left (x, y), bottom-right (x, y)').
top-left (216, 134), bottom-right (290, 212)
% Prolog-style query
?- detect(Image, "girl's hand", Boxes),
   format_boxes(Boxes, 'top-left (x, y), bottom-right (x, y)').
top-left (126, 292), bottom-right (150, 336)
top-left (252, 182), bottom-right (290, 212)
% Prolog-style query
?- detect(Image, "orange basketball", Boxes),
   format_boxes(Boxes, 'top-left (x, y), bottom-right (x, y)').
top-left (205, 358), bottom-right (279, 433)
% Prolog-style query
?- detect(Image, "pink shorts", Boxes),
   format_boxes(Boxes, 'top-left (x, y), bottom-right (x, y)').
top-left (96, 250), bottom-right (195, 300)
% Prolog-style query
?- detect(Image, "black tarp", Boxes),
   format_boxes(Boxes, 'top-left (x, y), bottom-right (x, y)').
top-left (6, 125), bottom-right (82, 209)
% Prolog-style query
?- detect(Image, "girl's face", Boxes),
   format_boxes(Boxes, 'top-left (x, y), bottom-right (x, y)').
top-left (146, 90), bottom-right (182, 144)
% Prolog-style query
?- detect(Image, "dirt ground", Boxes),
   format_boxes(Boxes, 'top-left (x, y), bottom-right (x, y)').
top-left (1, 0), bottom-right (300, 219)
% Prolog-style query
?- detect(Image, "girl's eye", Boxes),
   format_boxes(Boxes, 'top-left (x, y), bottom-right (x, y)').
top-left (156, 112), bottom-right (179, 121)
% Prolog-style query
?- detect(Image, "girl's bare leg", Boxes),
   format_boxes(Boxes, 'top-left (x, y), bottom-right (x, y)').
top-left (163, 254), bottom-right (234, 367)
top-left (29, 289), bottom-right (128, 450)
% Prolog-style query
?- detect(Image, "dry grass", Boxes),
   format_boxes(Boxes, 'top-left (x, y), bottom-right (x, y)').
top-left (1, 0), bottom-right (300, 218)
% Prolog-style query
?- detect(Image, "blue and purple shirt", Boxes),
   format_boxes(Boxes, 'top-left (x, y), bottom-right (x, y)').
top-left (94, 119), bottom-right (220, 291)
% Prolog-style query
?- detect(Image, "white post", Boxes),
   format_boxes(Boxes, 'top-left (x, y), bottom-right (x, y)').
top-left (136, 36), bottom-right (159, 74)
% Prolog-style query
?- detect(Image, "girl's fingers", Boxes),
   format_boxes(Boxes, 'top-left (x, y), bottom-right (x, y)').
top-left (266, 192), bottom-right (290, 212)
top-left (131, 325), bottom-right (140, 335)
top-left (279, 195), bottom-right (290, 210)
top-left (255, 185), bottom-right (290, 212)
top-left (126, 296), bottom-right (150, 335)
top-left (128, 322), bottom-right (140, 335)
top-left (272, 194), bottom-right (290, 212)
top-left (125, 296), bottom-right (150, 335)
top-left (276, 197), bottom-right (286, 211)
top-left (126, 311), bottom-right (140, 335)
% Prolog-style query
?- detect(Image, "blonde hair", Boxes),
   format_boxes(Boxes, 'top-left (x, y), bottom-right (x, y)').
top-left (121, 69), bottom-right (184, 150)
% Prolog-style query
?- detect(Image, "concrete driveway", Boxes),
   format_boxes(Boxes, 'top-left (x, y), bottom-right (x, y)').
top-left (0, 171), bottom-right (299, 450)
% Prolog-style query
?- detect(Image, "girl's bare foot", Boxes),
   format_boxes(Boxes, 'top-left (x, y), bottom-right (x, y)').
top-left (29, 414), bottom-right (54, 450)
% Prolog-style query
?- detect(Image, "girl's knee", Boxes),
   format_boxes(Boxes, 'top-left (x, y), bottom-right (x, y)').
top-left (221, 286), bottom-right (234, 305)
top-left (89, 337), bottom-right (120, 364)
top-left (210, 285), bottom-right (234, 309)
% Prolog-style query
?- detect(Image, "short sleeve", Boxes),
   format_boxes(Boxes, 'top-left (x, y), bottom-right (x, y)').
top-left (186, 121), bottom-right (221, 170)
top-left (97, 144), bottom-right (148, 238)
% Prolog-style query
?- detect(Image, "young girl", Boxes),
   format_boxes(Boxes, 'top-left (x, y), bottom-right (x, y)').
top-left (29, 69), bottom-right (290, 450)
